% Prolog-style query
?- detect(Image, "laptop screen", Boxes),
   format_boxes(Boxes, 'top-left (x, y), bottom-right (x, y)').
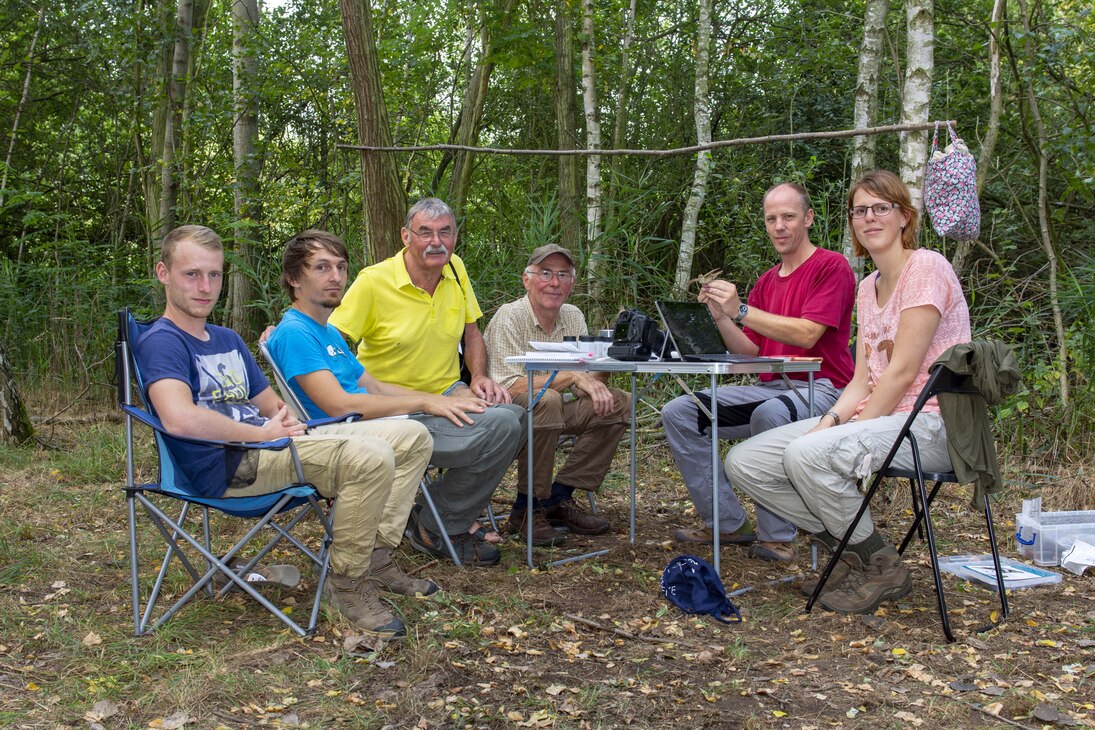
top-left (655, 301), bottom-right (729, 357)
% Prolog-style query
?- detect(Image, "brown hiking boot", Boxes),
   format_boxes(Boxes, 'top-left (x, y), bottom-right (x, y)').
top-left (797, 538), bottom-right (865, 597)
top-left (545, 499), bottom-right (610, 535)
top-left (505, 507), bottom-right (567, 546)
top-left (323, 571), bottom-right (405, 638)
top-left (817, 545), bottom-right (912, 614)
top-left (369, 547), bottom-right (439, 597)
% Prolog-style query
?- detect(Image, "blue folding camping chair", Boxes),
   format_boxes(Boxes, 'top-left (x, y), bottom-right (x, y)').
top-left (117, 307), bottom-right (350, 636)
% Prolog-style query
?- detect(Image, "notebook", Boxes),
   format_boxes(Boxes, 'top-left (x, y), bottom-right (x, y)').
top-left (654, 301), bottom-right (779, 363)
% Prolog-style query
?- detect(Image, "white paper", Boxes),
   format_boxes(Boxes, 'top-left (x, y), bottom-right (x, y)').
top-left (505, 352), bottom-right (595, 363)
top-left (964, 563), bottom-right (1045, 584)
top-left (529, 341), bottom-right (584, 352)
top-left (1061, 539), bottom-right (1095, 576)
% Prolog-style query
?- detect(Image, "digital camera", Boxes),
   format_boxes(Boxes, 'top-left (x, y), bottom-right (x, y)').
top-left (607, 309), bottom-right (665, 361)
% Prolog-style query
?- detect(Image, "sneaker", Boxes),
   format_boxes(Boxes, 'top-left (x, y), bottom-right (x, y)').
top-left (797, 537), bottom-right (865, 597)
top-left (817, 545), bottom-right (912, 614)
top-left (747, 541), bottom-right (795, 562)
top-left (505, 508), bottom-right (567, 546)
top-left (369, 547), bottom-right (439, 597)
top-left (408, 520), bottom-right (501, 567)
top-left (323, 571), bottom-right (405, 638)
top-left (673, 518), bottom-right (757, 545)
top-left (545, 499), bottom-right (610, 535)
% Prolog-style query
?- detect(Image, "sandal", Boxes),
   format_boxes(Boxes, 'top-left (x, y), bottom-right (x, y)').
top-left (469, 522), bottom-right (504, 544)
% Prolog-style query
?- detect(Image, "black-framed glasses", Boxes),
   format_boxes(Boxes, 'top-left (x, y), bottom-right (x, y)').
top-left (525, 268), bottom-right (575, 283)
top-left (848, 203), bottom-right (898, 219)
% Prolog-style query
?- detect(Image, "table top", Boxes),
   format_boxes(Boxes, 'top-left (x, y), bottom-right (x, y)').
top-left (506, 356), bottom-right (821, 376)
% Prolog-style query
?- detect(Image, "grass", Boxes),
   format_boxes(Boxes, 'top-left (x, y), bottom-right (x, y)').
top-left (1, 410), bottom-right (1094, 728)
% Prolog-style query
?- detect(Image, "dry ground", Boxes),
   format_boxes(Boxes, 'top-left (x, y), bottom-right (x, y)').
top-left (0, 416), bottom-right (1092, 729)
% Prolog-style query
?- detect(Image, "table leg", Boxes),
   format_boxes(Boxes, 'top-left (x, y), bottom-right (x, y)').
top-left (711, 370), bottom-right (720, 575)
top-left (526, 371), bottom-right (535, 568)
top-left (629, 373), bottom-right (637, 543)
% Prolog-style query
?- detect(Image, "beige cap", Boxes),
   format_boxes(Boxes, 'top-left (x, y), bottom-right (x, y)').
top-left (527, 244), bottom-right (575, 267)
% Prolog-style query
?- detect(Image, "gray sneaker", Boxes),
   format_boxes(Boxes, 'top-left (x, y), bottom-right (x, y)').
top-left (369, 547), bottom-right (439, 597)
top-left (323, 571), bottom-right (405, 638)
top-left (817, 545), bottom-right (912, 614)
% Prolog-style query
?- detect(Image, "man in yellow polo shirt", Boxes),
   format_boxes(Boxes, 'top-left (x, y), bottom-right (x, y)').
top-left (330, 198), bottom-right (525, 567)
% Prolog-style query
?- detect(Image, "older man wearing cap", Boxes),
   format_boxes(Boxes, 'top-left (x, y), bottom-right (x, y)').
top-left (484, 244), bottom-right (631, 545)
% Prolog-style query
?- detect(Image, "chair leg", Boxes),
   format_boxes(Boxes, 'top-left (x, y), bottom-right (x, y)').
top-left (898, 480), bottom-right (944, 554)
top-left (907, 479), bottom-right (925, 541)
top-left (419, 481), bottom-right (462, 568)
top-left (128, 494), bottom-right (143, 635)
top-left (587, 491), bottom-right (598, 515)
top-left (982, 495), bottom-right (1010, 619)
top-left (906, 439), bottom-right (956, 643)
top-left (486, 503), bottom-right (499, 533)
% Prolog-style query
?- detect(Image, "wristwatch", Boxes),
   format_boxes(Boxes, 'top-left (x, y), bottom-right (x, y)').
top-left (733, 303), bottom-right (749, 324)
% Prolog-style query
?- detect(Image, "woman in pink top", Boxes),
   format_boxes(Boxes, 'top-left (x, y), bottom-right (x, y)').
top-left (725, 170), bottom-right (970, 615)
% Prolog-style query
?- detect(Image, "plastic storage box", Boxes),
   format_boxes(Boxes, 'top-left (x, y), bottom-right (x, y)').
top-left (1015, 498), bottom-right (1095, 566)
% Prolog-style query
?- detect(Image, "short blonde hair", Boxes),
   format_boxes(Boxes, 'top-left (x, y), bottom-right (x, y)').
top-left (160, 225), bottom-right (223, 268)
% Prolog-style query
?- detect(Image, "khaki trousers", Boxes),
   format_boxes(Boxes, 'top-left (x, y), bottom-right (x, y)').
top-left (725, 413), bottom-right (950, 545)
top-left (511, 387), bottom-right (630, 499)
top-left (226, 419), bottom-right (432, 577)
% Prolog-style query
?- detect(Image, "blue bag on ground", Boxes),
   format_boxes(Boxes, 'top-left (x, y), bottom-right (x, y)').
top-left (660, 554), bottom-right (742, 624)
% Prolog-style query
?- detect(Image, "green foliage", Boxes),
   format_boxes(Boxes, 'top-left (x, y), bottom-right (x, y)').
top-left (0, 0), bottom-right (1090, 456)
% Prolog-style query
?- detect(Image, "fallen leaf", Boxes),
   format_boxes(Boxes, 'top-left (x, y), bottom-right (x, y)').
top-left (545, 684), bottom-right (566, 696)
top-left (982, 702), bottom-right (1003, 716)
top-left (948, 681), bottom-right (978, 692)
top-left (894, 710), bottom-right (923, 726)
top-left (83, 632), bottom-right (103, 647)
top-left (772, 710), bottom-right (787, 717)
top-left (84, 699), bottom-right (119, 722)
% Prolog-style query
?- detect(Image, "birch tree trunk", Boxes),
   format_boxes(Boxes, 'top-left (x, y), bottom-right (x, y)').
top-left (898, 0), bottom-right (934, 217)
top-left (845, 0), bottom-right (889, 269)
top-left (554, 0), bottom-right (581, 253)
top-left (581, 0), bottom-right (603, 275)
top-left (1015, 0), bottom-right (1069, 408)
top-left (0, 7), bottom-right (45, 210)
top-left (227, 0), bottom-right (261, 337)
top-left (954, 0), bottom-right (1006, 275)
top-left (158, 0), bottom-right (194, 240)
top-left (0, 340), bottom-right (33, 445)
top-left (340, 0), bottom-right (406, 263)
top-left (673, 0), bottom-right (713, 294)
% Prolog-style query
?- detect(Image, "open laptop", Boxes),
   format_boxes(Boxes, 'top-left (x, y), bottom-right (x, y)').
top-left (654, 301), bottom-right (779, 363)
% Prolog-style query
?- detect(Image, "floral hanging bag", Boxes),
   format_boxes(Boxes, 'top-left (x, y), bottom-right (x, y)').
top-left (923, 121), bottom-right (981, 241)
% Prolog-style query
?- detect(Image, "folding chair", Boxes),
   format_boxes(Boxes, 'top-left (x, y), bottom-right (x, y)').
top-left (257, 340), bottom-right (465, 567)
top-left (118, 308), bottom-right (343, 636)
top-left (806, 356), bottom-right (1010, 642)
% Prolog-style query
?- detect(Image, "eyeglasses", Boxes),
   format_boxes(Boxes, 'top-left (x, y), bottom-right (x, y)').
top-left (848, 203), bottom-right (898, 219)
top-left (409, 227), bottom-right (455, 242)
top-left (525, 268), bottom-right (575, 283)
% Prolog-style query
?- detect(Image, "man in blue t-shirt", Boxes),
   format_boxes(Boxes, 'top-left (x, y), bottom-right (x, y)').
top-left (266, 229), bottom-right (523, 568)
top-left (136, 225), bottom-right (434, 640)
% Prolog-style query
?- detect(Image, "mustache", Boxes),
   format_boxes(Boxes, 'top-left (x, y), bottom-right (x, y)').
top-left (425, 245), bottom-right (448, 255)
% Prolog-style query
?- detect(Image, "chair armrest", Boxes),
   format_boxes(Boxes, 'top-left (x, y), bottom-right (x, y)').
top-left (304, 413), bottom-right (363, 428)
top-left (121, 404), bottom-right (293, 451)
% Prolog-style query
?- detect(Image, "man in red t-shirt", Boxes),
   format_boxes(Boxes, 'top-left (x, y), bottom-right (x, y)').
top-left (663, 182), bottom-right (855, 562)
